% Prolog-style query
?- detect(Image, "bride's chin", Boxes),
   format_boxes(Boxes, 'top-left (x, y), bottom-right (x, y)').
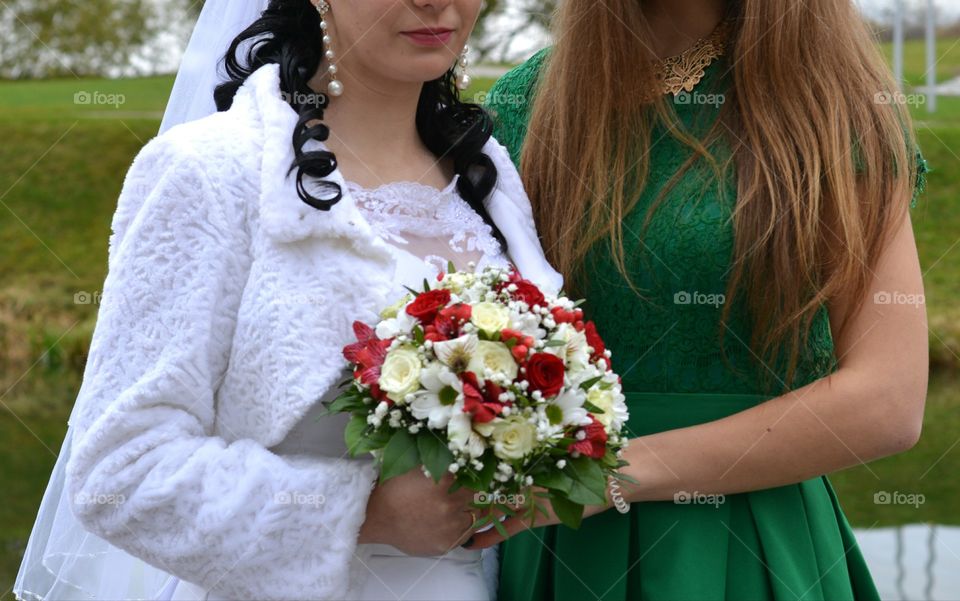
top-left (400, 61), bottom-right (460, 84)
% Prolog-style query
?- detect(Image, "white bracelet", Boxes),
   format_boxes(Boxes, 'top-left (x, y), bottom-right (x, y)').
top-left (608, 477), bottom-right (630, 514)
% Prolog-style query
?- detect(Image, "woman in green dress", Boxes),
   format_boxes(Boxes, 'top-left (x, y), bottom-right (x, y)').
top-left (466, 1), bottom-right (931, 599)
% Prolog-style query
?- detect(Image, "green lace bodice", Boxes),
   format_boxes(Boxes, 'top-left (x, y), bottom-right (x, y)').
top-left (484, 47), bottom-right (930, 395)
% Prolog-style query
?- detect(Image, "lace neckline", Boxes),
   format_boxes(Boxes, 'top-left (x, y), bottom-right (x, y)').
top-left (344, 173), bottom-right (460, 195)
top-left (343, 172), bottom-right (508, 275)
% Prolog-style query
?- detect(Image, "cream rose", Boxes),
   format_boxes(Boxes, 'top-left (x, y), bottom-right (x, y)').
top-left (470, 302), bottom-right (511, 334)
top-left (379, 346), bottom-right (422, 403)
top-left (586, 387), bottom-right (614, 428)
top-left (467, 341), bottom-right (518, 381)
top-left (477, 415), bottom-right (537, 460)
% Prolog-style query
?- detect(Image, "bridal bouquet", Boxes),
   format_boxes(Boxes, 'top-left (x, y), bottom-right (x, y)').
top-left (324, 263), bottom-right (632, 531)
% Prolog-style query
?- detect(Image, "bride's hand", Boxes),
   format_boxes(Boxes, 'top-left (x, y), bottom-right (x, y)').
top-left (357, 470), bottom-right (482, 556)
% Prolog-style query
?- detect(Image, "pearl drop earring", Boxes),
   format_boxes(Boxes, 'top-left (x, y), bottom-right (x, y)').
top-left (314, 0), bottom-right (343, 97)
top-left (456, 45), bottom-right (471, 91)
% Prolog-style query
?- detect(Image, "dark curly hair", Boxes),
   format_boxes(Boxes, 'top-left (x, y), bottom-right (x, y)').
top-left (212, 0), bottom-right (507, 252)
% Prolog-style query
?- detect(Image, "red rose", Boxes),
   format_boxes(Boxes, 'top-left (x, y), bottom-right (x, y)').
top-left (461, 372), bottom-right (507, 423)
top-left (525, 352), bottom-right (566, 398)
top-left (510, 279), bottom-right (546, 308)
top-left (405, 289), bottom-right (451, 323)
top-left (584, 321), bottom-right (609, 367)
top-left (568, 416), bottom-right (608, 459)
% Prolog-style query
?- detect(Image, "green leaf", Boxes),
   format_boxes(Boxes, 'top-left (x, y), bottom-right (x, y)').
top-left (565, 479), bottom-right (608, 505)
top-left (417, 435), bottom-right (454, 483)
top-left (423, 278), bottom-right (431, 292)
top-left (344, 415), bottom-right (369, 456)
top-left (493, 516), bottom-right (510, 538)
top-left (601, 449), bottom-right (620, 468)
top-left (345, 418), bottom-right (391, 457)
top-left (413, 325), bottom-right (425, 345)
top-left (321, 391), bottom-right (367, 416)
top-left (380, 429), bottom-right (420, 481)
top-left (447, 260), bottom-right (456, 274)
top-left (474, 452), bottom-right (497, 491)
top-left (572, 299), bottom-right (586, 308)
top-left (612, 471), bottom-right (641, 485)
top-left (533, 469), bottom-right (574, 493)
top-left (549, 494), bottom-right (584, 529)
top-left (495, 502), bottom-right (517, 517)
top-left (403, 285), bottom-right (420, 296)
top-left (542, 339), bottom-right (567, 348)
top-left (545, 404), bottom-right (564, 425)
top-left (579, 375), bottom-right (604, 391)
top-left (582, 400), bottom-right (606, 414)
top-left (439, 385), bottom-right (458, 406)
top-left (564, 456), bottom-right (608, 505)
top-left (472, 512), bottom-right (495, 531)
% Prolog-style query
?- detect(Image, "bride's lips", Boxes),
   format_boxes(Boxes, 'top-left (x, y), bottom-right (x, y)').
top-left (400, 27), bottom-right (454, 47)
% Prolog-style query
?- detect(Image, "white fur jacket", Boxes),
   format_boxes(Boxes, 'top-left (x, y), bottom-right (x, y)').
top-left (65, 62), bottom-right (562, 600)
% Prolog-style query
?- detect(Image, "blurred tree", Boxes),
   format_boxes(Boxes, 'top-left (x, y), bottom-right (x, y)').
top-left (0, 0), bottom-right (156, 78)
top-left (472, 0), bottom-right (556, 61)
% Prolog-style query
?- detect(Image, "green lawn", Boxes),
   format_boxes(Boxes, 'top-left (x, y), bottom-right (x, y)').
top-left (1, 43), bottom-right (959, 593)
top-left (880, 36), bottom-right (960, 87)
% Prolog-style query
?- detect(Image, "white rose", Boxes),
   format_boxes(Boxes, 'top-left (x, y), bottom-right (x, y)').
top-left (477, 415), bottom-right (537, 460)
top-left (467, 341), bottom-right (518, 381)
top-left (470, 302), bottom-right (511, 334)
top-left (379, 346), bottom-right (422, 403)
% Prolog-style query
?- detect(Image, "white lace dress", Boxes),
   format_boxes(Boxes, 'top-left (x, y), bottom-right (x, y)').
top-left (167, 176), bottom-right (510, 601)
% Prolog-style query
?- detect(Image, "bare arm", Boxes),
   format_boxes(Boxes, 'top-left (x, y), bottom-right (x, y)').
top-left (618, 207), bottom-right (927, 502)
top-left (468, 204), bottom-right (928, 547)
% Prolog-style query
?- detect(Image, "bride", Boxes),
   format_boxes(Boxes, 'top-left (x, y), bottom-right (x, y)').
top-left (13, 0), bottom-right (562, 599)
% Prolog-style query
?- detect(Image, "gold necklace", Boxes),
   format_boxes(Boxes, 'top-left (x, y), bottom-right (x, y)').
top-left (653, 17), bottom-right (733, 96)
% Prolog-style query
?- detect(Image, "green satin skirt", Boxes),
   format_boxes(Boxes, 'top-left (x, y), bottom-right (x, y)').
top-left (496, 392), bottom-right (881, 600)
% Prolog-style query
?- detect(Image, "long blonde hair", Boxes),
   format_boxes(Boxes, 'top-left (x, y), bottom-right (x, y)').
top-left (521, 0), bottom-right (920, 387)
